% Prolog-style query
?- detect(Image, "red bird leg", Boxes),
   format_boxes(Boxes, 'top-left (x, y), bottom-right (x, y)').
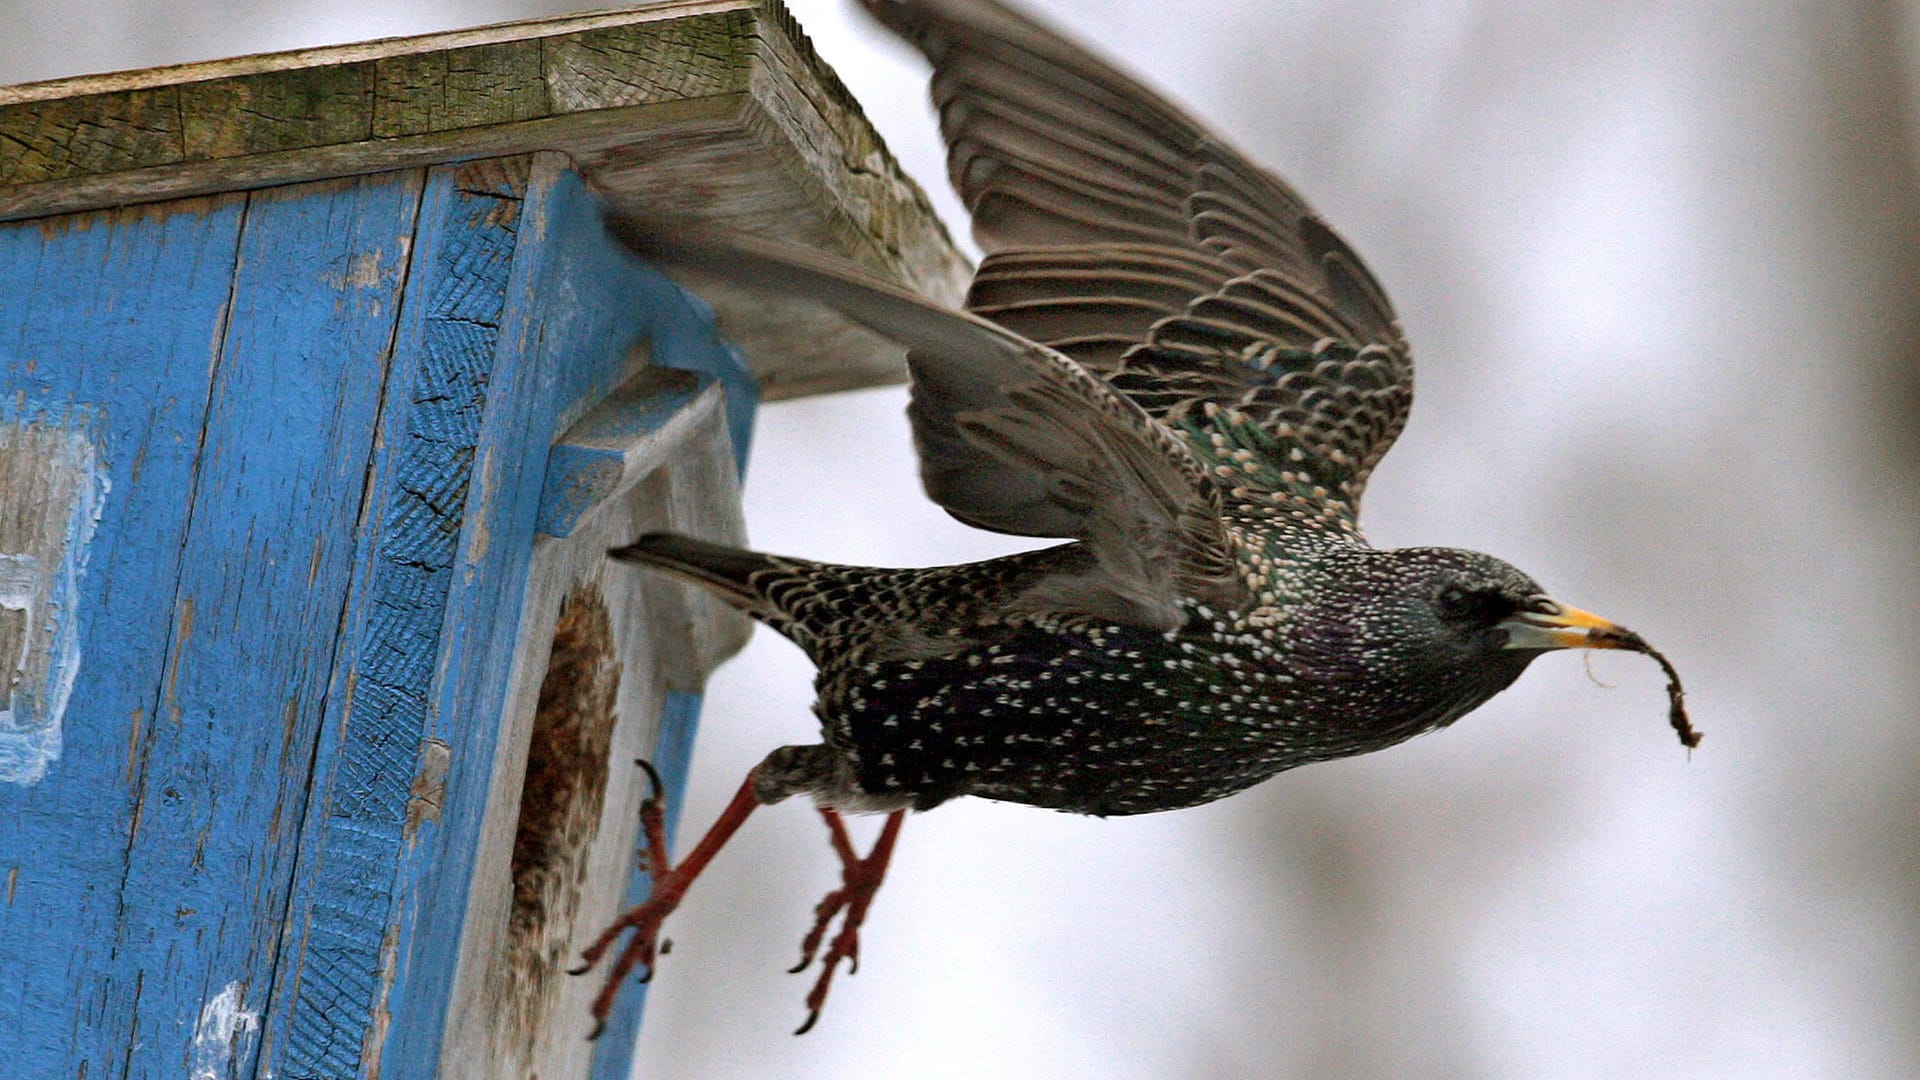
top-left (788, 807), bottom-right (906, 1035)
top-left (571, 768), bottom-right (761, 1040)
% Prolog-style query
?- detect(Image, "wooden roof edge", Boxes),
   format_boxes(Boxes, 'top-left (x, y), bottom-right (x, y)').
top-left (0, 2), bottom-right (754, 106)
top-left (0, 0), bottom-right (970, 401)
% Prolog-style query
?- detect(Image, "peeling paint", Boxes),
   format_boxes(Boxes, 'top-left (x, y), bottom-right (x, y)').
top-left (162, 598), bottom-right (195, 725)
top-left (361, 918), bottom-right (403, 1080)
top-left (189, 981), bottom-right (260, 1080)
top-left (404, 737), bottom-right (452, 845)
top-left (0, 410), bottom-right (109, 785)
top-left (467, 444), bottom-right (494, 566)
top-left (340, 249), bottom-right (386, 289)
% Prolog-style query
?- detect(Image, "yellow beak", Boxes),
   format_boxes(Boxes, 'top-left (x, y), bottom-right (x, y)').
top-left (1498, 600), bottom-right (1645, 652)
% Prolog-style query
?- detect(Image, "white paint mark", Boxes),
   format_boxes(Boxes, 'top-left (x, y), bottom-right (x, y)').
top-left (342, 249), bottom-right (385, 289)
top-left (190, 981), bottom-right (261, 1080)
top-left (0, 414), bottom-right (109, 785)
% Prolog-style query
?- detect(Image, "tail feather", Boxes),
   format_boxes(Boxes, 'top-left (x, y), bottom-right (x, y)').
top-left (610, 533), bottom-right (780, 619)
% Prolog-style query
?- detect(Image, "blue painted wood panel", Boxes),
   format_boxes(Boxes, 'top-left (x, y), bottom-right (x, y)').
top-left (0, 172), bottom-right (426, 1076)
top-left (114, 171), bottom-right (425, 1080)
top-left (372, 156), bottom-right (748, 1078)
top-left (2, 195), bottom-right (249, 1074)
top-left (538, 368), bottom-right (718, 538)
top-left (263, 157), bottom-right (535, 1079)
top-left (262, 153), bottom-right (753, 1076)
top-left (3, 151), bottom-right (756, 1079)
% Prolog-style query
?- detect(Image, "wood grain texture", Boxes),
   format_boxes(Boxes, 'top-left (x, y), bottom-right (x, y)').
top-left (3, 141), bottom-right (762, 1076)
top-left (0, 173), bottom-right (425, 1077)
top-left (535, 283), bottom-right (757, 541)
top-left (400, 153), bottom-right (753, 1078)
top-left (538, 365), bottom-right (713, 539)
top-left (0, 0), bottom-right (970, 400)
top-left (113, 170), bottom-right (424, 1080)
top-left (212, 152), bottom-right (755, 1078)
top-left (259, 156), bottom-right (533, 1079)
top-left (1, 193), bottom-right (245, 1075)
top-left (437, 394), bottom-right (748, 1080)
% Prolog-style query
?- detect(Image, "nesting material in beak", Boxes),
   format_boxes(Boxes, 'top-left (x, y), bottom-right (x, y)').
top-left (1500, 601), bottom-right (1700, 750)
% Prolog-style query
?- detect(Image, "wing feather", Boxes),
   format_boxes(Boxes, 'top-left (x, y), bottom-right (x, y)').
top-left (861, 0), bottom-right (1415, 525)
top-left (607, 216), bottom-right (1243, 628)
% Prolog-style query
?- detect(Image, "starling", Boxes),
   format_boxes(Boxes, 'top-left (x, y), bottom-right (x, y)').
top-left (573, 0), bottom-right (1695, 1036)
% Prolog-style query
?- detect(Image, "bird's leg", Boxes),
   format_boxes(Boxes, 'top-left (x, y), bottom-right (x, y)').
top-left (570, 767), bottom-right (761, 1040)
top-left (787, 807), bottom-right (906, 1034)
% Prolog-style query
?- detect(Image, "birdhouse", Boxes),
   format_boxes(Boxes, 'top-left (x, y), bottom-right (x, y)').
top-left (0, 2), bottom-right (965, 1077)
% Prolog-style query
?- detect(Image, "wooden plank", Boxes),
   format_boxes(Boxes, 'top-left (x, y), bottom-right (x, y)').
top-left (0, 194), bottom-right (247, 1074)
top-left (110, 170), bottom-right (424, 1080)
top-left (435, 399), bottom-right (747, 1080)
top-left (0, 5), bottom-right (754, 173)
top-left (377, 151), bottom-right (646, 1079)
top-left (0, 0), bottom-right (971, 401)
top-left (4, 132), bottom-right (767, 1075)
top-left (425, 157), bottom-right (752, 1080)
top-left (245, 151), bottom-right (750, 1077)
top-left (537, 366), bottom-right (719, 539)
top-left (262, 155), bottom-right (535, 1079)
top-left (535, 318), bottom-right (756, 539)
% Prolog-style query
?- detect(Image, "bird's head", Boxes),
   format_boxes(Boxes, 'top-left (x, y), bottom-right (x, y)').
top-left (1285, 546), bottom-right (1674, 743)
top-left (1390, 546), bottom-right (1643, 657)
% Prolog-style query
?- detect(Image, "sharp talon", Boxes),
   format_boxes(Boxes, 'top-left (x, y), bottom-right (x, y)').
top-left (567, 961), bottom-right (593, 976)
top-left (660, 938), bottom-right (673, 955)
top-left (571, 772), bottom-right (763, 1035)
top-left (635, 758), bottom-right (665, 803)
top-left (781, 808), bottom-right (903, 1031)
top-left (587, 1018), bottom-right (607, 1042)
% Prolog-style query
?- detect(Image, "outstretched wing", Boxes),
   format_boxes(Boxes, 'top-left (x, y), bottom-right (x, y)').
top-left (606, 217), bottom-right (1242, 630)
top-left (861, 0), bottom-right (1412, 526)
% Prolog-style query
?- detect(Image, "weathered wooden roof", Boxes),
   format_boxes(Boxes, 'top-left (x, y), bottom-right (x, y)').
top-left (0, 0), bottom-right (968, 399)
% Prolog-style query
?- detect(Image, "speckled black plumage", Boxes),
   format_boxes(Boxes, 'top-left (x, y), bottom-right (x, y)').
top-left (582, 0), bottom-right (1691, 1033)
top-left (622, 533), bottom-right (1557, 819)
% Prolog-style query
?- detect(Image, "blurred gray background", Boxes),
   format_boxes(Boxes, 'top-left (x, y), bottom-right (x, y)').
top-left (6, 1), bottom-right (1917, 1077)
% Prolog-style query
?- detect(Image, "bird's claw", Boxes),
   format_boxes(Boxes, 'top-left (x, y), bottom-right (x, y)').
top-left (634, 758), bottom-right (665, 804)
top-left (571, 770), bottom-right (766, 1041)
top-left (572, 763), bottom-right (679, 1038)
top-left (786, 808), bottom-right (904, 1034)
top-left (788, 886), bottom-right (860, 974)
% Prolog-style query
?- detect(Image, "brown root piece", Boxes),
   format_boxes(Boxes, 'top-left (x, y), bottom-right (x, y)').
top-left (1618, 634), bottom-right (1699, 750)
top-left (1651, 647), bottom-right (1700, 750)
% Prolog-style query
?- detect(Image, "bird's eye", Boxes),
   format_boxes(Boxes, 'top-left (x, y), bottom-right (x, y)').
top-left (1436, 584), bottom-right (1520, 625)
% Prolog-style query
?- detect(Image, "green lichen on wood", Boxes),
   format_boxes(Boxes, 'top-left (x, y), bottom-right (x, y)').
top-left (372, 43), bottom-right (548, 138)
top-left (0, 7), bottom-right (755, 185)
top-left (0, 85), bottom-right (186, 184)
top-left (178, 64), bottom-right (376, 159)
top-left (0, 0), bottom-right (968, 399)
top-left (545, 11), bottom-right (753, 109)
